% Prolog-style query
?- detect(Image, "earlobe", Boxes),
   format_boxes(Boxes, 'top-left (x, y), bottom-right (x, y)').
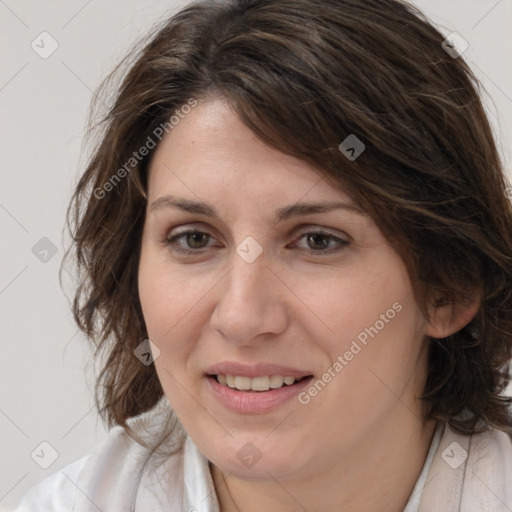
top-left (425, 294), bottom-right (481, 339)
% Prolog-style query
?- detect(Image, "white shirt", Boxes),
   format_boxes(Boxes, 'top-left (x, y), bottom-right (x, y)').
top-left (9, 397), bottom-right (512, 511)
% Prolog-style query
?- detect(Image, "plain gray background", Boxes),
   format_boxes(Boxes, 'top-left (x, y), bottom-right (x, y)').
top-left (1, 0), bottom-right (511, 509)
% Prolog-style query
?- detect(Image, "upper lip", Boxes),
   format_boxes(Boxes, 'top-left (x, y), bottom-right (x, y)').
top-left (205, 361), bottom-right (313, 379)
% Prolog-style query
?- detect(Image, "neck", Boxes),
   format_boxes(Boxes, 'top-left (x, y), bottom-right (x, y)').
top-left (211, 413), bottom-right (437, 512)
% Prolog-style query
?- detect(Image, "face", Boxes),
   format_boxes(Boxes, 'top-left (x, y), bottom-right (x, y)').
top-left (138, 97), bottom-right (431, 481)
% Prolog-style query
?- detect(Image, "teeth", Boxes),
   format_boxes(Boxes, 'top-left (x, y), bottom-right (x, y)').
top-left (216, 374), bottom-right (301, 391)
top-left (252, 376), bottom-right (271, 391)
top-left (234, 376), bottom-right (251, 390)
top-left (269, 375), bottom-right (285, 388)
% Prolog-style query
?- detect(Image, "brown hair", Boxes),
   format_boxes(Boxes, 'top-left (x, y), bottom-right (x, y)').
top-left (63, 0), bottom-right (512, 443)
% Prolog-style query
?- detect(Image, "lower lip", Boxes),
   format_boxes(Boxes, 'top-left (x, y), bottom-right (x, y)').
top-left (206, 376), bottom-right (313, 414)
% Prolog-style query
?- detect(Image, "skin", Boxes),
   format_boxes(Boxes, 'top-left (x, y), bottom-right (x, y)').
top-left (137, 97), bottom-right (479, 512)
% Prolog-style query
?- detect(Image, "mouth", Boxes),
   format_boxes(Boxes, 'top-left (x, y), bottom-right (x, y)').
top-left (204, 362), bottom-right (315, 413)
top-left (207, 374), bottom-right (313, 392)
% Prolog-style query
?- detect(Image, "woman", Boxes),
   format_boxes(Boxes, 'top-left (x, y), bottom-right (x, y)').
top-left (12, 0), bottom-right (512, 510)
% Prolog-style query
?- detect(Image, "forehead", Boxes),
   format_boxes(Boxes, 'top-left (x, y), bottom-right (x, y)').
top-left (147, 98), bottom-right (355, 207)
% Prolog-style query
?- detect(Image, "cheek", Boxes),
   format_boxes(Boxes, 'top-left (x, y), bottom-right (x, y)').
top-left (304, 254), bottom-right (424, 404)
top-left (138, 259), bottom-right (200, 409)
top-left (138, 249), bottom-right (198, 341)
top-left (137, 249), bottom-right (216, 382)
top-left (294, 253), bottom-right (413, 356)
top-left (300, 300), bottom-right (425, 450)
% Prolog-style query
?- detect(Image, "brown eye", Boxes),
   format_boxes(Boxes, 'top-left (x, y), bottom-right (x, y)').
top-left (293, 230), bottom-right (350, 255)
top-left (165, 230), bottom-right (213, 254)
top-left (306, 233), bottom-right (330, 250)
top-left (164, 228), bottom-right (349, 257)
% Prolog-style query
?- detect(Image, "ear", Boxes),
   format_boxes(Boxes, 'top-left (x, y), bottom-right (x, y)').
top-left (425, 292), bottom-right (481, 339)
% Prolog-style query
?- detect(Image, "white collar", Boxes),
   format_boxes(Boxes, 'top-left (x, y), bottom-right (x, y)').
top-left (178, 419), bottom-right (512, 512)
top-left (66, 396), bottom-right (512, 512)
top-left (183, 435), bottom-right (220, 512)
top-left (179, 421), bottom-right (443, 512)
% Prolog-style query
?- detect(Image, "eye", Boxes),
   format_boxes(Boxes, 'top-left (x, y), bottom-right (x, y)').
top-left (291, 229), bottom-right (350, 255)
top-left (164, 227), bottom-right (350, 257)
top-left (164, 230), bottom-right (214, 255)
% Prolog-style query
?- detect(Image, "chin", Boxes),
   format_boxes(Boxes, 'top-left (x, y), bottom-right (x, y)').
top-left (209, 442), bottom-right (310, 481)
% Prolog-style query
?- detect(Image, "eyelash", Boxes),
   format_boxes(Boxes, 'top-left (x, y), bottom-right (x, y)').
top-left (163, 228), bottom-right (350, 256)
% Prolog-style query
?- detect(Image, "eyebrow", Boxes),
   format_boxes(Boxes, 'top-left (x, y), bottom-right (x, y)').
top-left (149, 194), bottom-right (366, 221)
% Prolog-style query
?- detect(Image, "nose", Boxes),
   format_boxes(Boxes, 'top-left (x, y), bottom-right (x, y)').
top-left (210, 247), bottom-right (288, 346)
